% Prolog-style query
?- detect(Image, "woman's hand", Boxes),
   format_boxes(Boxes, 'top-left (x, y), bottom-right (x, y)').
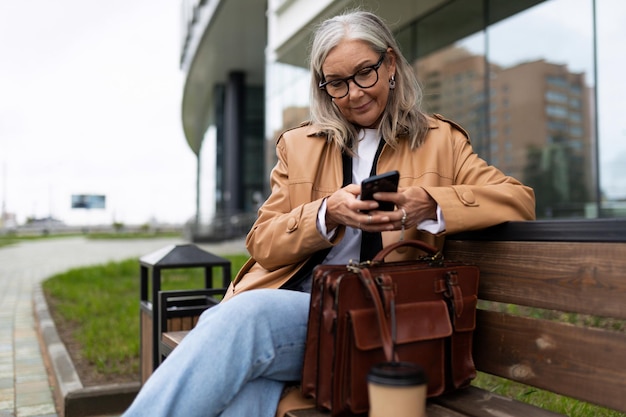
top-left (324, 185), bottom-right (436, 232)
top-left (371, 186), bottom-right (437, 231)
top-left (325, 184), bottom-right (382, 230)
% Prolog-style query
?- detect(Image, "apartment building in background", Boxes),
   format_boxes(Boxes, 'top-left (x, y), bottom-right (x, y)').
top-left (417, 47), bottom-right (593, 217)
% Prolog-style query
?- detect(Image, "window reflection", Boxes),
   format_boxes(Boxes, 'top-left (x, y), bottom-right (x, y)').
top-left (416, 0), bottom-right (598, 218)
top-left (486, 0), bottom-right (595, 218)
top-left (597, 0), bottom-right (626, 212)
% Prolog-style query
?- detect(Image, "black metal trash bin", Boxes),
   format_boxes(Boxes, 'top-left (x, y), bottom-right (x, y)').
top-left (139, 244), bottom-right (231, 383)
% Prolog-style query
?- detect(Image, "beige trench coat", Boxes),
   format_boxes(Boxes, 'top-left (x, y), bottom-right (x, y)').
top-left (223, 114), bottom-right (535, 301)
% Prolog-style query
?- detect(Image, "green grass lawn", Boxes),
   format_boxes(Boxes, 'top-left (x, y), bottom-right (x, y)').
top-left (42, 253), bottom-right (249, 379)
top-left (42, 257), bottom-right (625, 416)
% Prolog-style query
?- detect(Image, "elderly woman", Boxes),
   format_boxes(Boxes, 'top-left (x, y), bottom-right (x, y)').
top-left (123, 10), bottom-right (534, 417)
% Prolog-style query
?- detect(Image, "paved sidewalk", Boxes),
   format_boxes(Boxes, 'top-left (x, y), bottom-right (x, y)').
top-left (0, 236), bottom-right (246, 417)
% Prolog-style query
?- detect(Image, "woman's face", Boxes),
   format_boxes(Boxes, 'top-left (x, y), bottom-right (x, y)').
top-left (321, 39), bottom-right (396, 128)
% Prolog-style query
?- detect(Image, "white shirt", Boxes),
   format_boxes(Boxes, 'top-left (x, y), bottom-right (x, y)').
top-left (316, 129), bottom-right (446, 266)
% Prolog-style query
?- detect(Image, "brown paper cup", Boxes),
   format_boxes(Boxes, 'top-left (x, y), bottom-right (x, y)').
top-left (367, 362), bottom-right (428, 417)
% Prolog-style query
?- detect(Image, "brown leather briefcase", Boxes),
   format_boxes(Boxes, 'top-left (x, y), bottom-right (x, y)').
top-left (301, 240), bottom-right (479, 416)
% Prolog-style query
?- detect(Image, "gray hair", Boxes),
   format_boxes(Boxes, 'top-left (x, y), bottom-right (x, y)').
top-left (309, 10), bottom-right (429, 152)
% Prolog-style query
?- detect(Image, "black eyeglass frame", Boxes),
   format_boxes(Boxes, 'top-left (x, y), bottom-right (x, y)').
top-left (318, 53), bottom-right (386, 99)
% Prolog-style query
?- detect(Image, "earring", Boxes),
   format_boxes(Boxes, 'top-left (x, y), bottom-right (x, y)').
top-left (389, 75), bottom-right (396, 90)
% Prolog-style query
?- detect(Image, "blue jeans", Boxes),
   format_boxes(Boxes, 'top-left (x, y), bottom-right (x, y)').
top-left (123, 289), bottom-right (311, 417)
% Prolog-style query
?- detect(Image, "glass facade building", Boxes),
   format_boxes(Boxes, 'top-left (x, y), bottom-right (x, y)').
top-left (182, 0), bottom-right (626, 239)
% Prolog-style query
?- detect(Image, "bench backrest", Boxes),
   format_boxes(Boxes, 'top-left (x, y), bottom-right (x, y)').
top-left (443, 219), bottom-right (626, 413)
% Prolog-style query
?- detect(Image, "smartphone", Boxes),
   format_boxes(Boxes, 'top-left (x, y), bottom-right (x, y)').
top-left (360, 170), bottom-right (400, 211)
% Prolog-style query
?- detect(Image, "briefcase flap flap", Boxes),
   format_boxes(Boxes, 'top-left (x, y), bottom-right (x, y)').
top-left (350, 301), bottom-right (453, 351)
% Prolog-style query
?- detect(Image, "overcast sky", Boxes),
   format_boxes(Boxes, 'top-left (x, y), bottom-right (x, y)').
top-left (0, 0), bottom-right (196, 226)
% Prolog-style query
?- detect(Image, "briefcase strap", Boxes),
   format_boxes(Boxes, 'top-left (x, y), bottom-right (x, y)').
top-left (356, 268), bottom-right (398, 362)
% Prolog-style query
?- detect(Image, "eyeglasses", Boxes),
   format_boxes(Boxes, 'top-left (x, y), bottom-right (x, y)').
top-left (319, 53), bottom-right (385, 99)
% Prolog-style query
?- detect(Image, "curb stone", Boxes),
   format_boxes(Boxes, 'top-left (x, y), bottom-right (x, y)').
top-left (33, 285), bottom-right (138, 417)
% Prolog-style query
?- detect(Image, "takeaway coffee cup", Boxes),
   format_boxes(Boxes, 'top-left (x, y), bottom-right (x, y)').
top-left (367, 361), bottom-right (428, 417)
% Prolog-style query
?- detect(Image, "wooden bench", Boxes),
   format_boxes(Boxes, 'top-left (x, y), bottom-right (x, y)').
top-left (160, 219), bottom-right (626, 417)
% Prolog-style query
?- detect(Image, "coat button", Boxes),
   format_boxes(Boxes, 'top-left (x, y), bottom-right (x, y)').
top-left (287, 217), bottom-right (297, 231)
top-left (462, 191), bottom-right (475, 205)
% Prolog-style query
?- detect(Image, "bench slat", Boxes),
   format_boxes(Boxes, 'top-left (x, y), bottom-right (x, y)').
top-left (286, 402), bottom-right (474, 417)
top-left (161, 331), bottom-right (188, 350)
top-left (474, 310), bottom-right (626, 413)
top-left (426, 403), bottom-right (473, 417)
top-left (167, 316), bottom-right (198, 332)
top-left (445, 240), bottom-right (626, 319)
top-left (432, 386), bottom-right (565, 417)
top-left (286, 387), bottom-right (566, 417)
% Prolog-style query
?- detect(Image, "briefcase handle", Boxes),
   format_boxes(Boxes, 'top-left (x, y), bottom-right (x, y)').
top-left (372, 239), bottom-right (439, 262)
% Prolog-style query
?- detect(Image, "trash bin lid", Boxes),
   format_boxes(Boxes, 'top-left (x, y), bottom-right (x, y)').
top-left (139, 244), bottom-right (230, 268)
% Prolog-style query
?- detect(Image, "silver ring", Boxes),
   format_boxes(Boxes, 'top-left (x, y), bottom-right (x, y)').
top-left (400, 208), bottom-right (407, 241)
top-left (368, 215), bottom-right (372, 224)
